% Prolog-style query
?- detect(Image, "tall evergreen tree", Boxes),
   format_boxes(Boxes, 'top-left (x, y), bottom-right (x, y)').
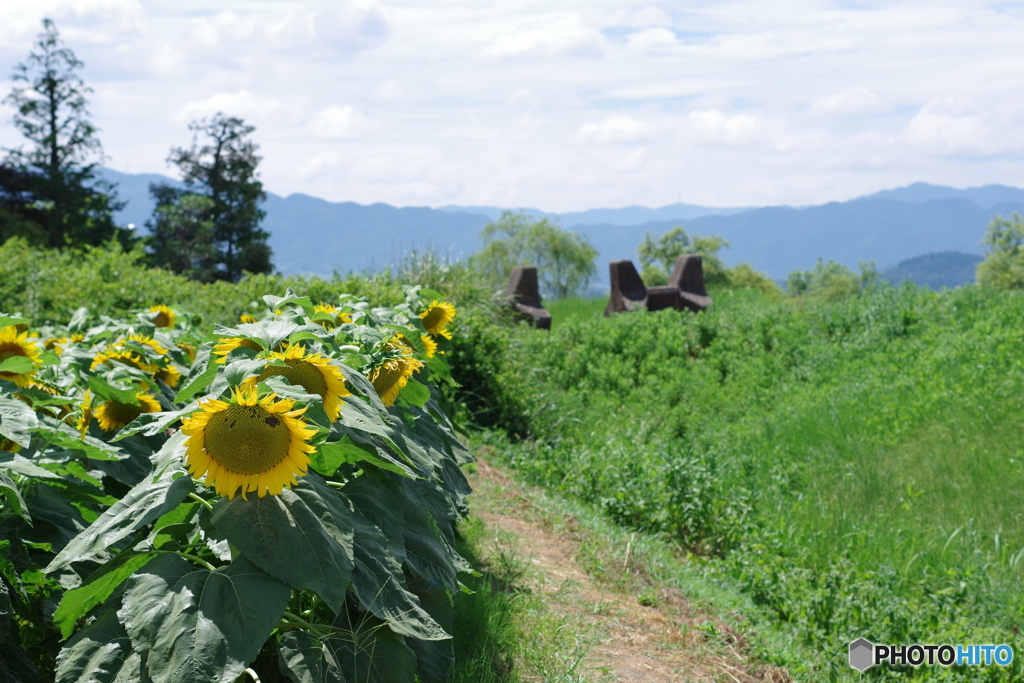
top-left (151, 114), bottom-right (272, 282)
top-left (2, 18), bottom-right (129, 248)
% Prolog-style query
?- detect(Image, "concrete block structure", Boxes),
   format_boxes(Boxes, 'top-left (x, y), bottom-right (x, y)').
top-left (504, 265), bottom-right (552, 329)
top-left (604, 255), bottom-right (713, 316)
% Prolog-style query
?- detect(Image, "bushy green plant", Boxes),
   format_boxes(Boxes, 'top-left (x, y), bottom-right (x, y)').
top-left (0, 285), bottom-right (474, 683)
top-left (474, 282), bottom-right (1024, 679)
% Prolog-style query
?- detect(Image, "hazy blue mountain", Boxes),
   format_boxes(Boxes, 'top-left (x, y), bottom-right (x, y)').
top-left (437, 202), bottom-right (750, 227)
top-left (261, 194), bottom-right (487, 275)
top-left (95, 168), bottom-right (1020, 283)
top-left (881, 251), bottom-right (982, 290)
top-left (858, 182), bottom-right (1024, 209)
top-left (578, 198), bottom-right (1008, 281)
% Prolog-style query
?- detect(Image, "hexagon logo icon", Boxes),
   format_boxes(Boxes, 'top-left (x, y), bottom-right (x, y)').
top-left (849, 638), bottom-right (874, 671)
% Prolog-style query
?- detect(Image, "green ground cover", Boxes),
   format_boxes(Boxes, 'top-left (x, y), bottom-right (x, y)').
top-left (474, 284), bottom-right (1024, 680)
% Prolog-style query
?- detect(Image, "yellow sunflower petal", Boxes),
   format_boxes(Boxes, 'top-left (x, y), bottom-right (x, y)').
top-left (181, 385), bottom-right (316, 500)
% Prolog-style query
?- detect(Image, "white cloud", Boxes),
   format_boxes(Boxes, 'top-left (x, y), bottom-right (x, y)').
top-left (484, 15), bottom-right (607, 59)
top-left (577, 115), bottom-right (654, 144)
top-left (901, 98), bottom-right (1024, 155)
top-left (307, 105), bottom-right (363, 140)
top-left (685, 109), bottom-right (778, 146)
top-left (176, 91), bottom-right (282, 124)
top-left (625, 27), bottom-right (677, 50)
top-left (615, 6), bottom-right (673, 29)
top-left (812, 88), bottom-right (886, 116)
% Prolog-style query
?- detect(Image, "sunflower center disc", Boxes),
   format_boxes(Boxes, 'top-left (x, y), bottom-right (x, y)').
top-left (372, 361), bottom-right (403, 396)
top-left (105, 401), bottom-right (143, 428)
top-left (259, 360), bottom-right (329, 399)
top-left (0, 345), bottom-right (27, 363)
top-left (204, 403), bottom-right (293, 475)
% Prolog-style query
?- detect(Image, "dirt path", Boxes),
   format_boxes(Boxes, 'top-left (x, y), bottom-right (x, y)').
top-left (467, 458), bottom-right (792, 683)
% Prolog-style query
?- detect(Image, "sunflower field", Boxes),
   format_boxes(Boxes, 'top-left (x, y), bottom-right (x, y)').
top-left (0, 286), bottom-right (472, 683)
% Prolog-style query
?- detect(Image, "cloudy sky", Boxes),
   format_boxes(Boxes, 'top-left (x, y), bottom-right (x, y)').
top-left (1, 0), bottom-right (1023, 212)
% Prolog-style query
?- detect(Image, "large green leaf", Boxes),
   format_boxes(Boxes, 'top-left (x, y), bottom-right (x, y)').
top-left (35, 423), bottom-right (129, 462)
top-left (0, 394), bottom-right (38, 448)
top-left (112, 404), bottom-right (195, 441)
top-left (119, 553), bottom-right (290, 683)
top-left (277, 630), bottom-right (347, 683)
top-left (46, 470), bottom-right (194, 573)
top-left (210, 475), bottom-right (354, 612)
top-left (175, 346), bottom-right (216, 403)
top-left (335, 381), bottom-right (410, 465)
top-left (312, 438), bottom-right (414, 479)
top-left (277, 613), bottom-right (417, 683)
top-left (0, 356), bottom-right (34, 375)
top-left (0, 471), bottom-right (30, 522)
top-left (344, 478), bottom-right (405, 564)
top-left (405, 575), bottom-right (454, 683)
top-left (53, 552), bottom-right (158, 639)
top-left (398, 379), bottom-right (430, 408)
top-left (333, 611), bottom-right (418, 683)
top-left (55, 607), bottom-right (141, 683)
top-left (397, 482), bottom-right (462, 594)
top-left (349, 510), bottom-right (448, 641)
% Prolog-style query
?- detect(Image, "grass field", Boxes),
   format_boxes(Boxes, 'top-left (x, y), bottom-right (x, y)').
top-left (477, 284), bottom-right (1024, 680)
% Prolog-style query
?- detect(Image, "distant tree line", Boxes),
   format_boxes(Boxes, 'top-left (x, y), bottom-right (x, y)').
top-left (0, 19), bottom-right (273, 282)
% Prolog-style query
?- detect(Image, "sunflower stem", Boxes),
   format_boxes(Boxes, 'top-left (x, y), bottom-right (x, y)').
top-left (167, 550), bottom-right (218, 572)
top-left (279, 611), bottom-right (348, 637)
top-left (324, 480), bottom-right (346, 489)
top-left (188, 492), bottom-right (215, 512)
top-left (243, 668), bottom-right (262, 683)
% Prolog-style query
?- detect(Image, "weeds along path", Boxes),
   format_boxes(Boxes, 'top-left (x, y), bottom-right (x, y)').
top-left (467, 457), bottom-right (792, 683)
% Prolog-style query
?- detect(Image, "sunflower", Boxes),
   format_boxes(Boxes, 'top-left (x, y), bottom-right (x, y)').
top-left (149, 305), bottom-right (176, 328)
top-left (0, 326), bottom-right (43, 387)
top-left (176, 341), bottom-right (197, 363)
top-left (368, 344), bottom-right (425, 407)
top-left (212, 337), bottom-right (264, 364)
top-left (311, 303), bottom-right (353, 329)
top-left (254, 345), bottom-right (350, 420)
top-left (240, 313), bottom-right (258, 324)
top-left (181, 385), bottom-right (316, 500)
top-left (420, 300), bottom-right (456, 339)
top-left (45, 333), bottom-right (84, 355)
top-left (123, 334), bottom-right (168, 356)
top-left (155, 363), bottom-right (182, 388)
top-left (0, 438), bottom-right (20, 454)
top-left (91, 348), bottom-right (158, 374)
top-left (397, 333), bottom-right (437, 359)
top-left (76, 390), bottom-right (93, 438)
top-left (94, 392), bottom-right (161, 432)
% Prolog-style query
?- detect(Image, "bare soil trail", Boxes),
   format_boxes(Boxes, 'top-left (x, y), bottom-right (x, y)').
top-left (466, 457), bottom-right (793, 683)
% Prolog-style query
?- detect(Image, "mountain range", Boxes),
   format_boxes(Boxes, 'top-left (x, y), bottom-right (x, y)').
top-left (98, 169), bottom-right (1024, 284)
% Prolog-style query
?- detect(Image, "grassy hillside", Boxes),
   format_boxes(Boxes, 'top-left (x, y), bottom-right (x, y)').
top-left (474, 284), bottom-right (1024, 680)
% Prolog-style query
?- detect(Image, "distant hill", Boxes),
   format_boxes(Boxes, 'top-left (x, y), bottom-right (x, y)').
top-left (881, 251), bottom-right (983, 290)
top-left (97, 169), bottom-right (1022, 282)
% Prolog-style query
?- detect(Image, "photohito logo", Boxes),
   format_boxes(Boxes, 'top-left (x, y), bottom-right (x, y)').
top-left (849, 639), bottom-right (1014, 670)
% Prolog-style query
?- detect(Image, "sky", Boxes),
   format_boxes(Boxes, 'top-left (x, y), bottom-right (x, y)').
top-left (1, 0), bottom-right (1024, 212)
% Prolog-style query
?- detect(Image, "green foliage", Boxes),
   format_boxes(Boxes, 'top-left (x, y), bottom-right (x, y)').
top-left (160, 114), bottom-right (272, 282)
top-left (146, 188), bottom-right (218, 282)
top-left (472, 211), bottom-right (598, 298)
top-left (722, 262), bottom-right (783, 299)
top-left (977, 213), bottom-right (1024, 289)
top-left (2, 19), bottom-right (130, 250)
top-left (0, 282), bottom-right (474, 683)
top-left (0, 237), bottom-right (406, 327)
top-left (786, 257), bottom-right (878, 300)
top-left (637, 226), bottom-right (729, 286)
top-left (472, 283), bottom-right (1024, 680)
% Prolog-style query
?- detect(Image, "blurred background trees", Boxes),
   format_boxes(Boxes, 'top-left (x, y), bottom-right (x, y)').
top-left (148, 114), bottom-right (272, 282)
top-left (0, 19), bottom-right (131, 248)
top-left (472, 211), bottom-right (598, 298)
